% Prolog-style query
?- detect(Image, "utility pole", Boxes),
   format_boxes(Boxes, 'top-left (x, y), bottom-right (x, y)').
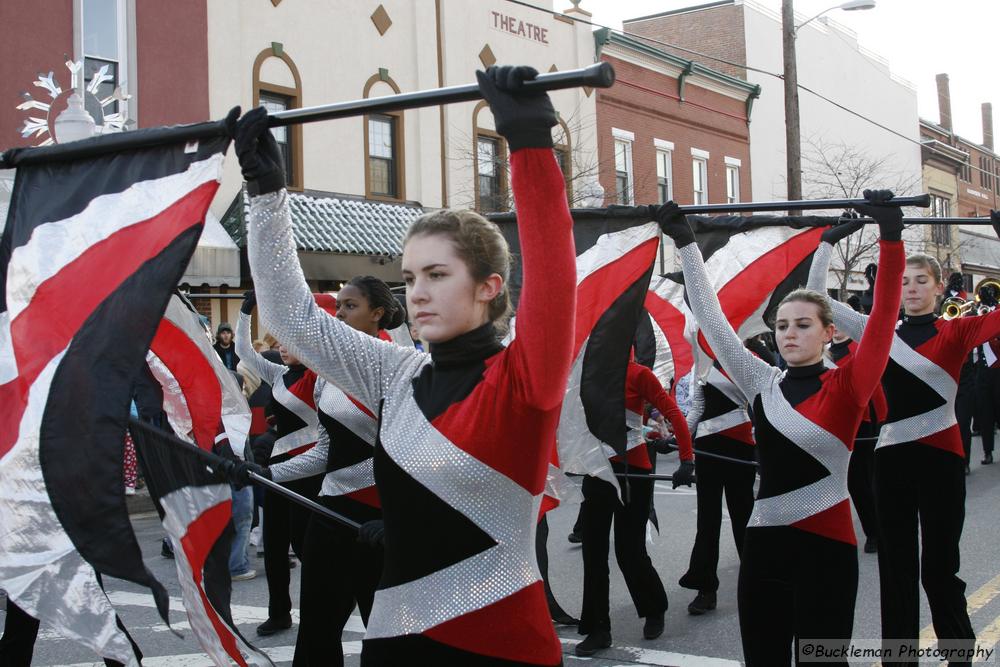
top-left (782, 0), bottom-right (802, 201)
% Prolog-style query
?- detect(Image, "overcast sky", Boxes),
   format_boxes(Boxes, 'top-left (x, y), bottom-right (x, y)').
top-left (586, 0), bottom-right (998, 145)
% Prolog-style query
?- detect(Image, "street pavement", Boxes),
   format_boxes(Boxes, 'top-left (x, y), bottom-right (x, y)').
top-left (8, 443), bottom-right (1000, 666)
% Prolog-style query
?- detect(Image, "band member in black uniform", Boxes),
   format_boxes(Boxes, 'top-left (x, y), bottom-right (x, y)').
top-left (678, 360), bottom-right (756, 615)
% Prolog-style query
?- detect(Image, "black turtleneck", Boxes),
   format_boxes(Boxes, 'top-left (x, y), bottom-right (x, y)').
top-left (415, 322), bottom-right (504, 420)
top-left (829, 339), bottom-right (852, 364)
top-left (898, 311), bottom-right (939, 349)
top-left (780, 360), bottom-right (827, 408)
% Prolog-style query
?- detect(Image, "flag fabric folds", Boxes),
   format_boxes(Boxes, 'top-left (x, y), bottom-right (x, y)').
top-left (147, 294), bottom-right (251, 457)
top-left (0, 119), bottom-right (230, 663)
top-left (130, 419), bottom-right (273, 667)
top-left (496, 213), bottom-right (660, 490)
top-left (646, 215), bottom-right (828, 386)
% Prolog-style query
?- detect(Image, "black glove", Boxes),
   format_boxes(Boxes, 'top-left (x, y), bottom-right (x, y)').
top-left (233, 106), bottom-right (285, 196)
top-left (650, 437), bottom-right (678, 455)
top-left (357, 520), bottom-right (385, 547)
top-left (672, 460), bottom-right (696, 489)
top-left (853, 189), bottom-right (903, 242)
top-left (251, 431), bottom-right (276, 464)
top-left (213, 458), bottom-right (269, 489)
top-left (991, 210), bottom-right (1000, 240)
top-left (651, 201), bottom-right (696, 248)
top-left (240, 290), bottom-right (256, 316)
top-left (821, 213), bottom-right (864, 245)
top-left (475, 66), bottom-right (556, 152)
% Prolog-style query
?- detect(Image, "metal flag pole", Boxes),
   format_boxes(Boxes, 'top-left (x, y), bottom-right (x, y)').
top-left (267, 62), bottom-right (615, 127)
top-left (128, 417), bottom-right (360, 530)
top-left (487, 195), bottom-right (931, 223)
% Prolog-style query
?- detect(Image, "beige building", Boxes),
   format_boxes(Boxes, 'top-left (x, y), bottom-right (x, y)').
top-left (200, 0), bottom-right (599, 327)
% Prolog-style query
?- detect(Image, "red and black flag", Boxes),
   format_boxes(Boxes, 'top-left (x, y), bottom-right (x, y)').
top-left (494, 210), bottom-right (660, 489)
top-left (147, 294), bottom-right (251, 457)
top-left (130, 420), bottom-right (273, 667)
top-left (645, 215), bottom-right (827, 385)
top-left (0, 118), bottom-right (230, 662)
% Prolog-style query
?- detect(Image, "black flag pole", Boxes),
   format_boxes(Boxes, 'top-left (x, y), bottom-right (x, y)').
top-left (267, 62), bottom-right (615, 128)
top-left (488, 194), bottom-right (932, 223)
top-left (128, 417), bottom-right (360, 530)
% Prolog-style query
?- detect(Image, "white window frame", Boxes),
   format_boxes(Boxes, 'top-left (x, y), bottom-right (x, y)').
top-left (692, 148), bottom-right (709, 205)
top-left (654, 139), bottom-right (674, 204)
top-left (613, 128), bottom-right (635, 206)
top-left (76, 0), bottom-right (130, 124)
top-left (725, 157), bottom-right (741, 204)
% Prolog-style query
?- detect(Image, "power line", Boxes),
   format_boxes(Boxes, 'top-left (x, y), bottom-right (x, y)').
top-left (501, 0), bottom-right (1000, 186)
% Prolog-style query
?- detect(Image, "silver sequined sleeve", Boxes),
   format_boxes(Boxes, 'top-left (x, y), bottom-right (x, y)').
top-left (236, 312), bottom-right (285, 387)
top-left (806, 240), bottom-right (869, 340)
top-left (678, 243), bottom-right (776, 399)
top-left (686, 378), bottom-right (705, 436)
top-left (269, 378), bottom-right (329, 483)
top-left (246, 190), bottom-right (422, 407)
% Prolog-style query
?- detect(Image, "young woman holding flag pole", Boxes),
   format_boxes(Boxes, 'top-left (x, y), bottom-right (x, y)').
top-left (234, 66), bottom-right (576, 666)
top-left (805, 209), bottom-right (1000, 665)
top-left (656, 193), bottom-right (905, 666)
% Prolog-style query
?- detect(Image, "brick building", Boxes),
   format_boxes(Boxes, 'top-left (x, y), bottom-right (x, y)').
top-left (621, 0), bottom-right (921, 206)
top-left (920, 73), bottom-right (1000, 290)
top-left (594, 29), bottom-right (758, 271)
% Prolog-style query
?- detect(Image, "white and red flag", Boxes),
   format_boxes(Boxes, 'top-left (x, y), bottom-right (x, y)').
top-left (0, 118), bottom-right (230, 663)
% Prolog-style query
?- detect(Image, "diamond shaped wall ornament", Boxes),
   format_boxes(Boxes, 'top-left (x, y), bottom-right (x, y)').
top-left (270, 0), bottom-right (282, 6)
top-left (549, 64), bottom-right (558, 73)
top-left (479, 44), bottom-right (496, 68)
top-left (371, 4), bottom-right (392, 36)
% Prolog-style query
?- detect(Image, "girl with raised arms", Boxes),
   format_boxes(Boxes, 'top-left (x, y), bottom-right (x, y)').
top-left (233, 66), bottom-right (575, 666)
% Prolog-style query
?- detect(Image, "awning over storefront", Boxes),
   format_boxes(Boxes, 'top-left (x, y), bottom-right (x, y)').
top-left (180, 211), bottom-right (241, 287)
top-left (221, 188), bottom-right (425, 283)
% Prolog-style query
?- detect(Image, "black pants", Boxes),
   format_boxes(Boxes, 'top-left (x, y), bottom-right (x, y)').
top-left (263, 475), bottom-right (322, 619)
top-left (578, 475), bottom-right (667, 635)
top-left (975, 366), bottom-right (1000, 456)
top-left (293, 496), bottom-right (382, 667)
top-left (738, 527), bottom-right (857, 667)
top-left (955, 363), bottom-right (977, 463)
top-left (0, 597), bottom-right (139, 667)
top-left (848, 439), bottom-right (878, 542)
top-left (874, 445), bottom-right (974, 666)
top-left (679, 454), bottom-right (755, 593)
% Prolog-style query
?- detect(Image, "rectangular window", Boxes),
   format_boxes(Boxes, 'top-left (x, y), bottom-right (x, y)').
top-left (692, 158), bottom-right (708, 205)
top-left (981, 156), bottom-right (995, 191)
top-left (655, 149), bottom-right (672, 203)
top-left (478, 135), bottom-right (505, 213)
top-left (726, 165), bottom-right (740, 204)
top-left (368, 114), bottom-right (398, 198)
top-left (930, 194), bottom-right (951, 245)
top-left (259, 92), bottom-right (294, 187)
top-left (81, 0), bottom-right (127, 123)
top-left (961, 159), bottom-right (972, 182)
top-left (614, 139), bottom-right (633, 205)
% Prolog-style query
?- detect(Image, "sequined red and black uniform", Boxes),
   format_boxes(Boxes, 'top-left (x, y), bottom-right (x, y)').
top-left (270, 377), bottom-right (382, 667)
top-left (578, 361), bottom-right (693, 636)
top-left (682, 237), bottom-right (903, 666)
top-left (679, 363), bottom-right (756, 594)
top-left (248, 147), bottom-right (574, 665)
top-left (828, 339), bottom-right (887, 547)
top-left (236, 315), bottom-right (321, 623)
top-left (809, 243), bottom-right (1000, 663)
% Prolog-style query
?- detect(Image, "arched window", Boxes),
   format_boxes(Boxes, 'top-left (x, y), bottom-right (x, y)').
top-left (472, 101), bottom-right (508, 213)
top-left (363, 73), bottom-right (405, 201)
top-left (553, 117), bottom-right (573, 203)
top-left (252, 47), bottom-right (303, 191)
